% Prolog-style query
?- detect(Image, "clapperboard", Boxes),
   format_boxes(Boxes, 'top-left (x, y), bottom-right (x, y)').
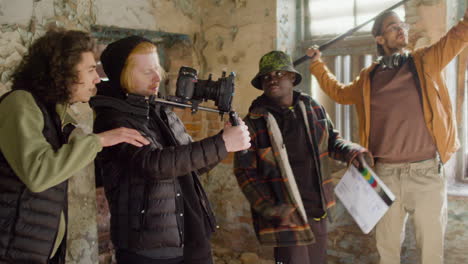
top-left (334, 162), bottom-right (396, 234)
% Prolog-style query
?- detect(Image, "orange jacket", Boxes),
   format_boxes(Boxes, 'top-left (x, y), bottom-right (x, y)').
top-left (310, 19), bottom-right (468, 163)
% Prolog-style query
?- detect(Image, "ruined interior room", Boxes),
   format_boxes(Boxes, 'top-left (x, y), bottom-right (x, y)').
top-left (0, 0), bottom-right (467, 263)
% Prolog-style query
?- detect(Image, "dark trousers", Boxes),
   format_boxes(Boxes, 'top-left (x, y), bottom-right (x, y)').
top-left (274, 219), bottom-right (328, 264)
top-left (116, 249), bottom-right (184, 264)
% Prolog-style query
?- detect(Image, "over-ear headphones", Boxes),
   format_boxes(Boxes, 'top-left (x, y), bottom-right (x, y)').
top-left (378, 52), bottom-right (410, 69)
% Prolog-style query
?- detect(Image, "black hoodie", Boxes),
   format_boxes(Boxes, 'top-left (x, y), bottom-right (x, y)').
top-left (250, 92), bottom-right (324, 218)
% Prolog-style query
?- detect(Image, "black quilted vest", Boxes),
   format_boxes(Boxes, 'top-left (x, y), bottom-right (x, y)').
top-left (0, 90), bottom-right (69, 264)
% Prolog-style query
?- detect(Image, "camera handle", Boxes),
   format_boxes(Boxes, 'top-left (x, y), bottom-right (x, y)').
top-left (228, 111), bottom-right (248, 155)
top-left (154, 99), bottom-right (248, 154)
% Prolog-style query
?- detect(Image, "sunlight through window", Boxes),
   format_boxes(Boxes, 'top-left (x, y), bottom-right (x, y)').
top-left (309, 0), bottom-right (406, 36)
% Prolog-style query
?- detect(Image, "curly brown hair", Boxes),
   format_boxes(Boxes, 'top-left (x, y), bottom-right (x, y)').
top-left (12, 28), bottom-right (95, 104)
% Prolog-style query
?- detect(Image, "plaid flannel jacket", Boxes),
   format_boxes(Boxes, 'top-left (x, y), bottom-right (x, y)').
top-left (234, 92), bottom-right (366, 247)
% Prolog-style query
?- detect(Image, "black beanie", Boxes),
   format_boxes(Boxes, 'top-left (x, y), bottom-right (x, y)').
top-left (100, 35), bottom-right (153, 83)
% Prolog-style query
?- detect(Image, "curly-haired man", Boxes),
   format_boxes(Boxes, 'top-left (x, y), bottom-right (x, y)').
top-left (0, 29), bottom-right (149, 264)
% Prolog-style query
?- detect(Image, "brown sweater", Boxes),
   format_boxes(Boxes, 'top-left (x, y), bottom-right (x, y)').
top-left (369, 61), bottom-right (436, 163)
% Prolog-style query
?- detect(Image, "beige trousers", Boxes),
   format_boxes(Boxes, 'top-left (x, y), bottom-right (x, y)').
top-left (374, 158), bottom-right (447, 264)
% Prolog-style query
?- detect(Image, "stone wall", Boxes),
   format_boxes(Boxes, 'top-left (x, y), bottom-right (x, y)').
top-left (187, 0), bottom-right (277, 262)
top-left (196, 0), bottom-right (275, 113)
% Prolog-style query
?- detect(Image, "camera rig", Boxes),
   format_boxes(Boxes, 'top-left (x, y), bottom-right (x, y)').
top-left (154, 66), bottom-right (242, 129)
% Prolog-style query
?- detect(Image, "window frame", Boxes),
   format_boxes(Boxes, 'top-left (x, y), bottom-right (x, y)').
top-left (299, 0), bottom-right (381, 142)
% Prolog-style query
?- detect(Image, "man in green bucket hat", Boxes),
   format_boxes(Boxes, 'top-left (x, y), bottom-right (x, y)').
top-left (234, 50), bottom-right (371, 264)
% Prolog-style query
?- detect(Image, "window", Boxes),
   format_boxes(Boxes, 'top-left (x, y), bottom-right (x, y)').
top-left (308, 0), bottom-right (405, 36)
top-left (310, 53), bottom-right (375, 142)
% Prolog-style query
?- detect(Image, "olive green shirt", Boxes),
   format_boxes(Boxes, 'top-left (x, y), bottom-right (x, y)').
top-left (0, 90), bottom-right (103, 258)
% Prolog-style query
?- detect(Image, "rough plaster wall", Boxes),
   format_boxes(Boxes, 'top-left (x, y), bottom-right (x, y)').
top-left (0, 0), bottom-right (95, 96)
top-left (94, 0), bottom-right (200, 35)
top-left (94, 0), bottom-right (157, 29)
top-left (94, 0), bottom-right (203, 76)
top-left (196, 0), bottom-right (276, 114)
top-left (190, 0), bottom-right (277, 261)
top-left (406, 0), bottom-right (447, 49)
top-left (66, 105), bottom-right (99, 263)
top-left (0, 0), bottom-right (203, 93)
top-left (152, 0), bottom-right (200, 35)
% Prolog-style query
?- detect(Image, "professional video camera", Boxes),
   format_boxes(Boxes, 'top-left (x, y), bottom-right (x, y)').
top-left (155, 65), bottom-right (242, 124)
top-left (156, 66), bottom-right (237, 119)
top-left (155, 66), bottom-right (245, 153)
top-left (171, 66), bottom-right (235, 113)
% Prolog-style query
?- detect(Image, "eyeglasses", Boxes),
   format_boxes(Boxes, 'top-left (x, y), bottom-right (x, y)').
top-left (262, 71), bottom-right (292, 82)
top-left (382, 22), bottom-right (410, 34)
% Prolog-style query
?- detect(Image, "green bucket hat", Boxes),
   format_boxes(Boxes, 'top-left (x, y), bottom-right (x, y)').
top-left (251, 50), bottom-right (302, 90)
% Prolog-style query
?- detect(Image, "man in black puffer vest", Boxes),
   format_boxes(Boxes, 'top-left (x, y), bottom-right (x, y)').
top-left (90, 36), bottom-right (250, 264)
top-left (0, 29), bottom-right (149, 264)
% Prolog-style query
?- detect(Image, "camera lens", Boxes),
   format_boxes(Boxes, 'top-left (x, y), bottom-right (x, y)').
top-left (176, 67), bottom-right (198, 100)
top-left (174, 66), bottom-right (235, 113)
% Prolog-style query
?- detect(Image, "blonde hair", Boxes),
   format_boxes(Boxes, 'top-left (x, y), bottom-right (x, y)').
top-left (120, 42), bottom-right (166, 92)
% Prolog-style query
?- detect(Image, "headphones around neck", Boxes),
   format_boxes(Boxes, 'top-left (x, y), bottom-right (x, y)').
top-left (378, 52), bottom-right (410, 69)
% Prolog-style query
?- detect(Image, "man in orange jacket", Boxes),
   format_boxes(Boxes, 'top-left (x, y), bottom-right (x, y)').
top-left (307, 8), bottom-right (468, 264)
